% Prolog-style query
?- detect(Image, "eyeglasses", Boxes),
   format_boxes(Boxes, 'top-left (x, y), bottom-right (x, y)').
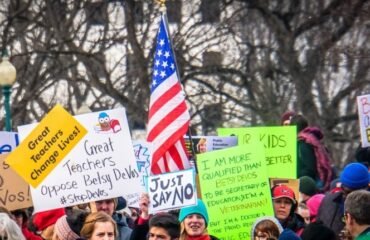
top-left (342, 212), bottom-right (349, 223)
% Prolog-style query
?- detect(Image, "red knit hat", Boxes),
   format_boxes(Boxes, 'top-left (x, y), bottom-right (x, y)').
top-left (272, 185), bottom-right (296, 204)
top-left (281, 111), bottom-right (296, 125)
top-left (33, 208), bottom-right (65, 231)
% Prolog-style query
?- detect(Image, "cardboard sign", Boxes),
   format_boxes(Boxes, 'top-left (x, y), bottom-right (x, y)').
top-left (357, 94), bottom-right (370, 147)
top-left (197, 144), bottom-right (274, 239)
top-left (17, 108), bottom-right (143, 212)
top-left (218, 126), bottom-right (297, 179)
top-left (0, 132), bottom-right (19, 154)
top-left (0, 154), bottom-right (32, 211)
top-left (6, 105), bottom-right (87, 188)
top-left (184, 136), bottom-right (238, 158)
top-left (148, 168), bottom-right (197, 214)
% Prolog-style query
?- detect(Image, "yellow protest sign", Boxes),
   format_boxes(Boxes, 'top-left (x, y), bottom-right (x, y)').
top-left (0, 154), bottom-right (32, 211)
top-left (6, 104), bottom-right (87, 188)
top-left (197, 144), bottom-right (274, 239)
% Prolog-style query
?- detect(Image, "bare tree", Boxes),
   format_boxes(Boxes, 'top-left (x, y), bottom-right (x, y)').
top-left (0, 0), bottom-right (369, 166)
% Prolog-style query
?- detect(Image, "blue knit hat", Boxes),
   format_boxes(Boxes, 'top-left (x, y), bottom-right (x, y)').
top-left (178, 199), bottom-right (209, 226)
top-left (340, 163), bottom-right (369, 189)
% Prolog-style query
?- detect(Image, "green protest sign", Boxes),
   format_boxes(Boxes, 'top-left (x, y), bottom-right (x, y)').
top-left (218, 126), bottom-right (297, 179)
top-left (197, 144), bottom-right (274, 240)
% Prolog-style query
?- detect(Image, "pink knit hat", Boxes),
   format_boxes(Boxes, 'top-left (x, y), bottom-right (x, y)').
top-left (54, 215), bottom-right (80, 240)
top-left (306, 194), bottom-right (325, 221)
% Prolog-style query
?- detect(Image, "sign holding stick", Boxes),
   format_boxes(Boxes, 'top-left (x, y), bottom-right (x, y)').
top-left (148, 168), bottom-right (197, 214)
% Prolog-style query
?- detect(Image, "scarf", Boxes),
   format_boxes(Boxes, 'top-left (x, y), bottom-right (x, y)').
top-left (186, 234), bottom-right (211, 240)
top-left (298, 127), bottom-right (333, 191)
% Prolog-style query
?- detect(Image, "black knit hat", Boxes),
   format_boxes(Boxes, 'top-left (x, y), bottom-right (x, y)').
top-left (299, 176), bottom-right (317, 196)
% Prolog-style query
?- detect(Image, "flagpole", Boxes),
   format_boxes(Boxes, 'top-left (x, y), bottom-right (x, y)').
top-left (155, 0), bottom-right (198, 172)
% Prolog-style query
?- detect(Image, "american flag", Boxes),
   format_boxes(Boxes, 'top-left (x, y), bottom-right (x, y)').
top-left (147, 14), bottom-right (191, 175)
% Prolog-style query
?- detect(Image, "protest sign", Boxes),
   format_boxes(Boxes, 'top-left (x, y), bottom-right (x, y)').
top-left (357, 94), bottom-right (370, 147)
top-left (0, 132), bottom-right (19, 154)
top-left (197, 144), bottom-right (274, 240)
top-left (148, 168), bottom-right (196, 214)
top-left (16, 108), bottom-right (143, 212)
top-left (218, 126), bottom-right (297, 179)
top-left (6, 105), bottom-right (87, 188)
top-left (124, 140), bottom-right (151, 207)
top-left (0, 154), bottom-right (32, 211)
top-left (184, 136), bottom-right (238, 158)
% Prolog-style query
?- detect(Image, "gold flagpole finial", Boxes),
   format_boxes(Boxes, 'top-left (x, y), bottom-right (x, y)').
top-left (156, 0), bottom-right (167, 12)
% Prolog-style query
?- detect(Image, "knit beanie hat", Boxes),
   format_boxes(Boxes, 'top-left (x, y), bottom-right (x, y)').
top-left (178, 199), bottom-right (209, 226)
top-left (281, 111), bottom-right (296, 125)
top-left (32, 208), bottom-right (65, 232)
top-left (340, 163), bottom-right (369, 189)
top-left (278, 229), bottom-right (301, 240)
top-left (299, 176), bottom-right (317, 196)
top-left (54, 215), bottom-right (80, 240)
top-left (306, 194), bottom-right (325, 219)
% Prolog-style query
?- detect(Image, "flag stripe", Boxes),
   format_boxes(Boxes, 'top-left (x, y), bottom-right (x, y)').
top-left (147, 101), bottom-right (188, 141)
top-left (149, 73), bottom-right (178, 109)
top-left (148, 83), bottom-right (182, 120)
top-left (151, 119), bottom-right (189, 166)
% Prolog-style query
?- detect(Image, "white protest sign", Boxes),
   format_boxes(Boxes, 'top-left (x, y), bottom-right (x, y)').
top-left (185, 136), bottom-right (238, 157)
top-left (123, 140), bottom-right (151, 207)
top-left (0, 132), bottom-right (19, 154)
top-left (148, 168), bottom-right (197, 214)
top-left (18, 108), bottom-right (142, 212)
top-left (357, 94), bottom-right (370, 147)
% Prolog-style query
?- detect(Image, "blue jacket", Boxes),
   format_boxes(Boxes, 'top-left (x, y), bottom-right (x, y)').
top-left (112, 212), bottom-right (132, 240)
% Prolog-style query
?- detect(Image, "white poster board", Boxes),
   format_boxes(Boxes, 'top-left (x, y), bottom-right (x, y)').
top-left (124, 140), bottom-right (151, 207)
top-left (357, 94), bottom-right (370, 147)
top-left (0, 132), bottom-right (19, 154)
top-left (148, 168), bottom-right (197, 214)
top-left (18, 108), bottom-right (142, 212)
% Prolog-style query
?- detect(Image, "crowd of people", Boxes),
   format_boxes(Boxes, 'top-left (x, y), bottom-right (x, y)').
top-left (0, 112), bottom-right (369, 240)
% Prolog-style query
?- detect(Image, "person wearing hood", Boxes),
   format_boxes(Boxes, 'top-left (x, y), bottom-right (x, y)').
top-left (178, 199), bottom-right (218, 240)
top-left (290, 115), bottom-right (333, 191)
top-left (251, 216), bottom-right (283, 240)
top-left (272, 185), bottom-right (305, 236)
top-left (93, 198), bottom-right (132, 240)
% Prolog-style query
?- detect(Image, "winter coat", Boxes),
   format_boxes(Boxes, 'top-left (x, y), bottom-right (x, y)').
top-left (113, 212), bottom-right (133, 240)
top-left (316, 191), bottom-right (344, 237)
top-left (280, 213), bottom-right (305, 236)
